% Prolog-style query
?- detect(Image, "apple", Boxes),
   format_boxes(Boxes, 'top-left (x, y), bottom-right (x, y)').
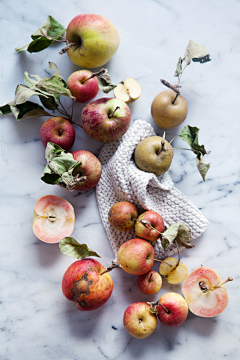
top-left (134, 135), bottom-right (174, 176)
top-left (159, 257), bottom-right (188, 284)
top-left (138, 270), bottom-right (162, 295)
top-left (40, 117), bottom-right (75, 151)
top-left (182, 266), bottom-right (232, 317)
top-left (113, 78), bottom-right (142, 104)
top-left (67, 70), bottom-right (99, 103)
top-left (108, 201), bottom-right (138, 231)
top-left (123, 302), bottom-right (158, 339)
top-left (135, 210), bottom-right (164, 242)
top-left (156, 292), bottom-right (188, 327)
top-left (32, 195), bottom-right (75, 243)
top-left (151, 90), bottom-right (188, 129)
top-left (62, 258), bottom-right (113, 311)
top-left (117, 238), bottom-right (155, 275)
top-left (81, 97), bottom-right (131, 142)
top-left (65, 14), bottom-right (120, 68)
top-left (72, 150), bottom-right (102, 191)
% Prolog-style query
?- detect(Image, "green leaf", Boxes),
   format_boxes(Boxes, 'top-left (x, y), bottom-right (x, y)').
top-left (174, 57), bottom-right (183, 78)
top-left (48, 62), bottom-right (65, 82)
top-left (161, 222), bottom-right (192, 250)
top-left (15, 15), bottom-right (66, 53)
top-left (9, 101), bottom-right (50, 120)
top-left (41, 143), bottom-right (84, 190)
top-left (59, 237), bottom-right (101, 259)
top-left (97, 69), bottom-right (117, 94)
top-left (36, 76), bottom-right (75, 99)
top-left (184, 40), bottom-right (211, 66)
top-left (179, 125), bottom-right (210, 157)
top-left (150, 307), bottom-right (158, 315)
top-left (24, 72), bottom-right (42, 89)
top-left (196, 154), bottom-right (211, 181)
top-left (0, 104), bottom-right (11, 116)
top-left (39, 95), bottom-right (58, 110)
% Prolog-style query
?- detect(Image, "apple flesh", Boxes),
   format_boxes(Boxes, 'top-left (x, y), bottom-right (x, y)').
top-left (134, 136), bottom-right (174, 176)
top-left (62, 258), bottom-right (113, 311)
top-left (151, 90), bottom-right (188, 129)
top-left (72, 150), bottom-right (102, 191)
top-left (123, 302), bottom-right (158, 339)
top-left (32, 195), bottom-right (75, 243)
top-left (182, 267), bottom-right (231, 317)
top-left (159, 257), bottom-right (188, 284)
top-left (138, 270), bottom-right (162, 295)
top-left (67, 70), bottom-right (99, 103)
top-left (156, 292), bottom-right (188, 327)
top-left (40, 117), bottom-right (75, 151)
top-left (81, 97), bottom-right (131, 142)
top-left (108, 201), bottom-right (138, 231)
top-left (135, 210), bottom-right (164, 242)
top-left (113, 78), bottom-right (142, 104)
top-left (117, 238), bottom-right (155, 275)
top-left (65, 14), bottom-right (120, 68)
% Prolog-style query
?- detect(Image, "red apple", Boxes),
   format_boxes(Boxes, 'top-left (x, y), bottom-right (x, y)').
top-left (32, 195), bottom-right (75, 243)
top-left (65, 14), bottom-right (120, 68)
top-left (117, 238), bottom-right (155, 275)
top-left (108, 201), bottom-right (138, 231)
top-left (67, 70), bottom-right (99, 103)
top-left (81, 97), bottom-right (131, 142)
top-left (62, 258), bottom-right (113, 311)
top-left (123, 302), bottom-right (158, 339)
top-left (40, 117), bottom-right (75, 151)
top-left (138, 270), bottom-right (162, 295)
top-left (156, 292), bottom-right (188, 327)
top-left (182, 267), bottom-right (232, 317)
top-left (135, 210), bottom-right (165, 242)
top-left (72, 150), bottom-right (102, 191)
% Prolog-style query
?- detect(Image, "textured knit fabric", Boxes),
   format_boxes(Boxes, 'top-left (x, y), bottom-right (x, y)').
top-left (96, 119), bottom-right (209, 260)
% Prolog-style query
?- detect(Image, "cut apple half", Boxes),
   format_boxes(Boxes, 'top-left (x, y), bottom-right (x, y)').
top-left (182, 266), bottom-right (233, 317)
top-left (32, 195), bottom-right (75, 243)
top-left (159, 257), bottom-right (188, 284)
top-left (114, 78), bottom-right (142, 103)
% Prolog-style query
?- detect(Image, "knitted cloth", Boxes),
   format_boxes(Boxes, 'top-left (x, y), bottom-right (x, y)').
top-left (96, 119), bottom-right (209, 260)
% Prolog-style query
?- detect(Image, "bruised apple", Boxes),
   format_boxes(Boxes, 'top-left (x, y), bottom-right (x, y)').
top-left (32, 195), bottom-right (75, 243)
top-left (62, 258), bottom-right (113, 311)
top-left (108, 201), bottom-right (138, 231)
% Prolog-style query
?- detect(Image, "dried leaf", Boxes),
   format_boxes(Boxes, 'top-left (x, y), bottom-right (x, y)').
top-left (179, 125), bottom-right (210, 157)
top-left (174, 57), bottom-right (183, 78)
top-left (196, 154), bottom-right (211, 181)
top-left (10, 101), bottom-right (50, 120)
top-left (59, 237), bottom-right (101, 259)
top-left (184, 40), bottom-right (211, 66)
top-left (161, 222), bottom-right (192, 250)
top-left (97, 69), bottom-right (117, 93)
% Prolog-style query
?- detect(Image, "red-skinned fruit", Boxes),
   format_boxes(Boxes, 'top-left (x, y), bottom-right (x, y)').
top-left (135, 210), bottom-right (165, 242)
top-left (138, 270), bottom-right (162, 295)
top-left (108, 201), bottom-right (138, 231)
top-left (67, 70), bottom-right (99, 103)
top-left (156, 292), bottom-right (188, 327)
top-left (62, 258), bottom-right (113, 311)
top-left (40, 117), bottom-right (75, 151)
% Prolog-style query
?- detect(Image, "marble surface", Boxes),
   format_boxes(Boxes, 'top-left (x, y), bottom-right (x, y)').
top-left (0, 0), bottom-right (239, 359)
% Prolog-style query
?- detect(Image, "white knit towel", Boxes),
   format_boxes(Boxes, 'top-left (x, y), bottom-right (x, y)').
top-left (96, 119), bottom-right (209, 260)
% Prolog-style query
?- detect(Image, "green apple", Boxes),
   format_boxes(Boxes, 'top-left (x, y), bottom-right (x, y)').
top-left (65, 14), bottom-right (120, 68)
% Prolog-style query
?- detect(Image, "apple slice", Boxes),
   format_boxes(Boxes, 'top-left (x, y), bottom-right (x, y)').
top-left (114, 78), bottom-right (142, 103)
top-left (33, 195), bottom-right (75, 243)
top-left (182, 266), bottom-right (233, 317)
top-left (159, 257), bottom-right (188, 284)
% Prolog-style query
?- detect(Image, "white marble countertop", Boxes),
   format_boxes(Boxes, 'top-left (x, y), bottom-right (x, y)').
top-left (0, 1), bottom-right (240, 359)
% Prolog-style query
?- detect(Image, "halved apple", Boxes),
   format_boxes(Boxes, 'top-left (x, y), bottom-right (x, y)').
top-left (182, 266), bottom-right (232, 317)
top-left (32, 195), bottom-right (75, 243)
top-left (113, 78), bottom-right (142, 103)
top-left (159, 257), bottom-right (188, 284)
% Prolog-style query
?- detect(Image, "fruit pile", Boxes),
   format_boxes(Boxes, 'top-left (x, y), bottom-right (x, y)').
top-left (0, 13), bottom-right (232, 339)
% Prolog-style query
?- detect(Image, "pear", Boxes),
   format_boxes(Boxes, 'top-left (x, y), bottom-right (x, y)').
top-left (134, 136), bottom-right (174, 176)
top-left (114, 78), bottom-right (142, 103)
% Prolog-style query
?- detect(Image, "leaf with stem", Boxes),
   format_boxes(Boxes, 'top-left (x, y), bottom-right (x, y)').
top-left (59, 237), bottom-right (101, 259)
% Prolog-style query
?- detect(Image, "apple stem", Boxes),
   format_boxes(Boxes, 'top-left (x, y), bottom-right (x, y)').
top-left (100, 262), bottom-right (122, 275)
top-left (175, 240), bottom-right (181, 268)
top-left (59, 42), bottom-right (79, 54)
top-left (147, 258), bottom-right (172, 267)
top-left (158, 302), bottom-right (170, 314)
top-left (147, 300), bottom-right (170, 314)
top-left (156, 139), bottom-right (167, 155)
top-left (160, 79), bottom-right (181, 94)
top-left (148, 272), bottom-right (153, 283)
top-left (39, 27), bottom-right (78, 54)
top-left (108, 106), bottom-right (120, 118)
top-left (71, 120), bottom-right (83, 128)
top-left (214, 277), bottom-right (233, 288)
top-left (172, 93), bottom-right (179, 104)
top-left (81, 69), bottom-right (106, 84)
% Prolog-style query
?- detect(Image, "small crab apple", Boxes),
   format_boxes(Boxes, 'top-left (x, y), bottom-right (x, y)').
top-left (32, 195), bottom-right (75, 243)
top-left (123, 302), bottom-right (158, 339)
top-left (138, 270), bottom-right (162, 295)
top-left (135, 210), bottom-right (164, 242)
top-left (62, 258), bottom-right (113, 311)
top-left (67, 70), bottom-right (99, 103)
top-left (40, 117), bottom-right (75, 151)
top-left (182, 266), bottom-right (233, 317)
top-left (108, 201), bottom-right (138, 231)
top-left (159, 257), bottom-right (188, 284)
top-left (156, 292), bottom-right (188, 327)
top-left (117, 238), bottom-right (155, 275)
top-left (72, 150), bottom-right (102, 191)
